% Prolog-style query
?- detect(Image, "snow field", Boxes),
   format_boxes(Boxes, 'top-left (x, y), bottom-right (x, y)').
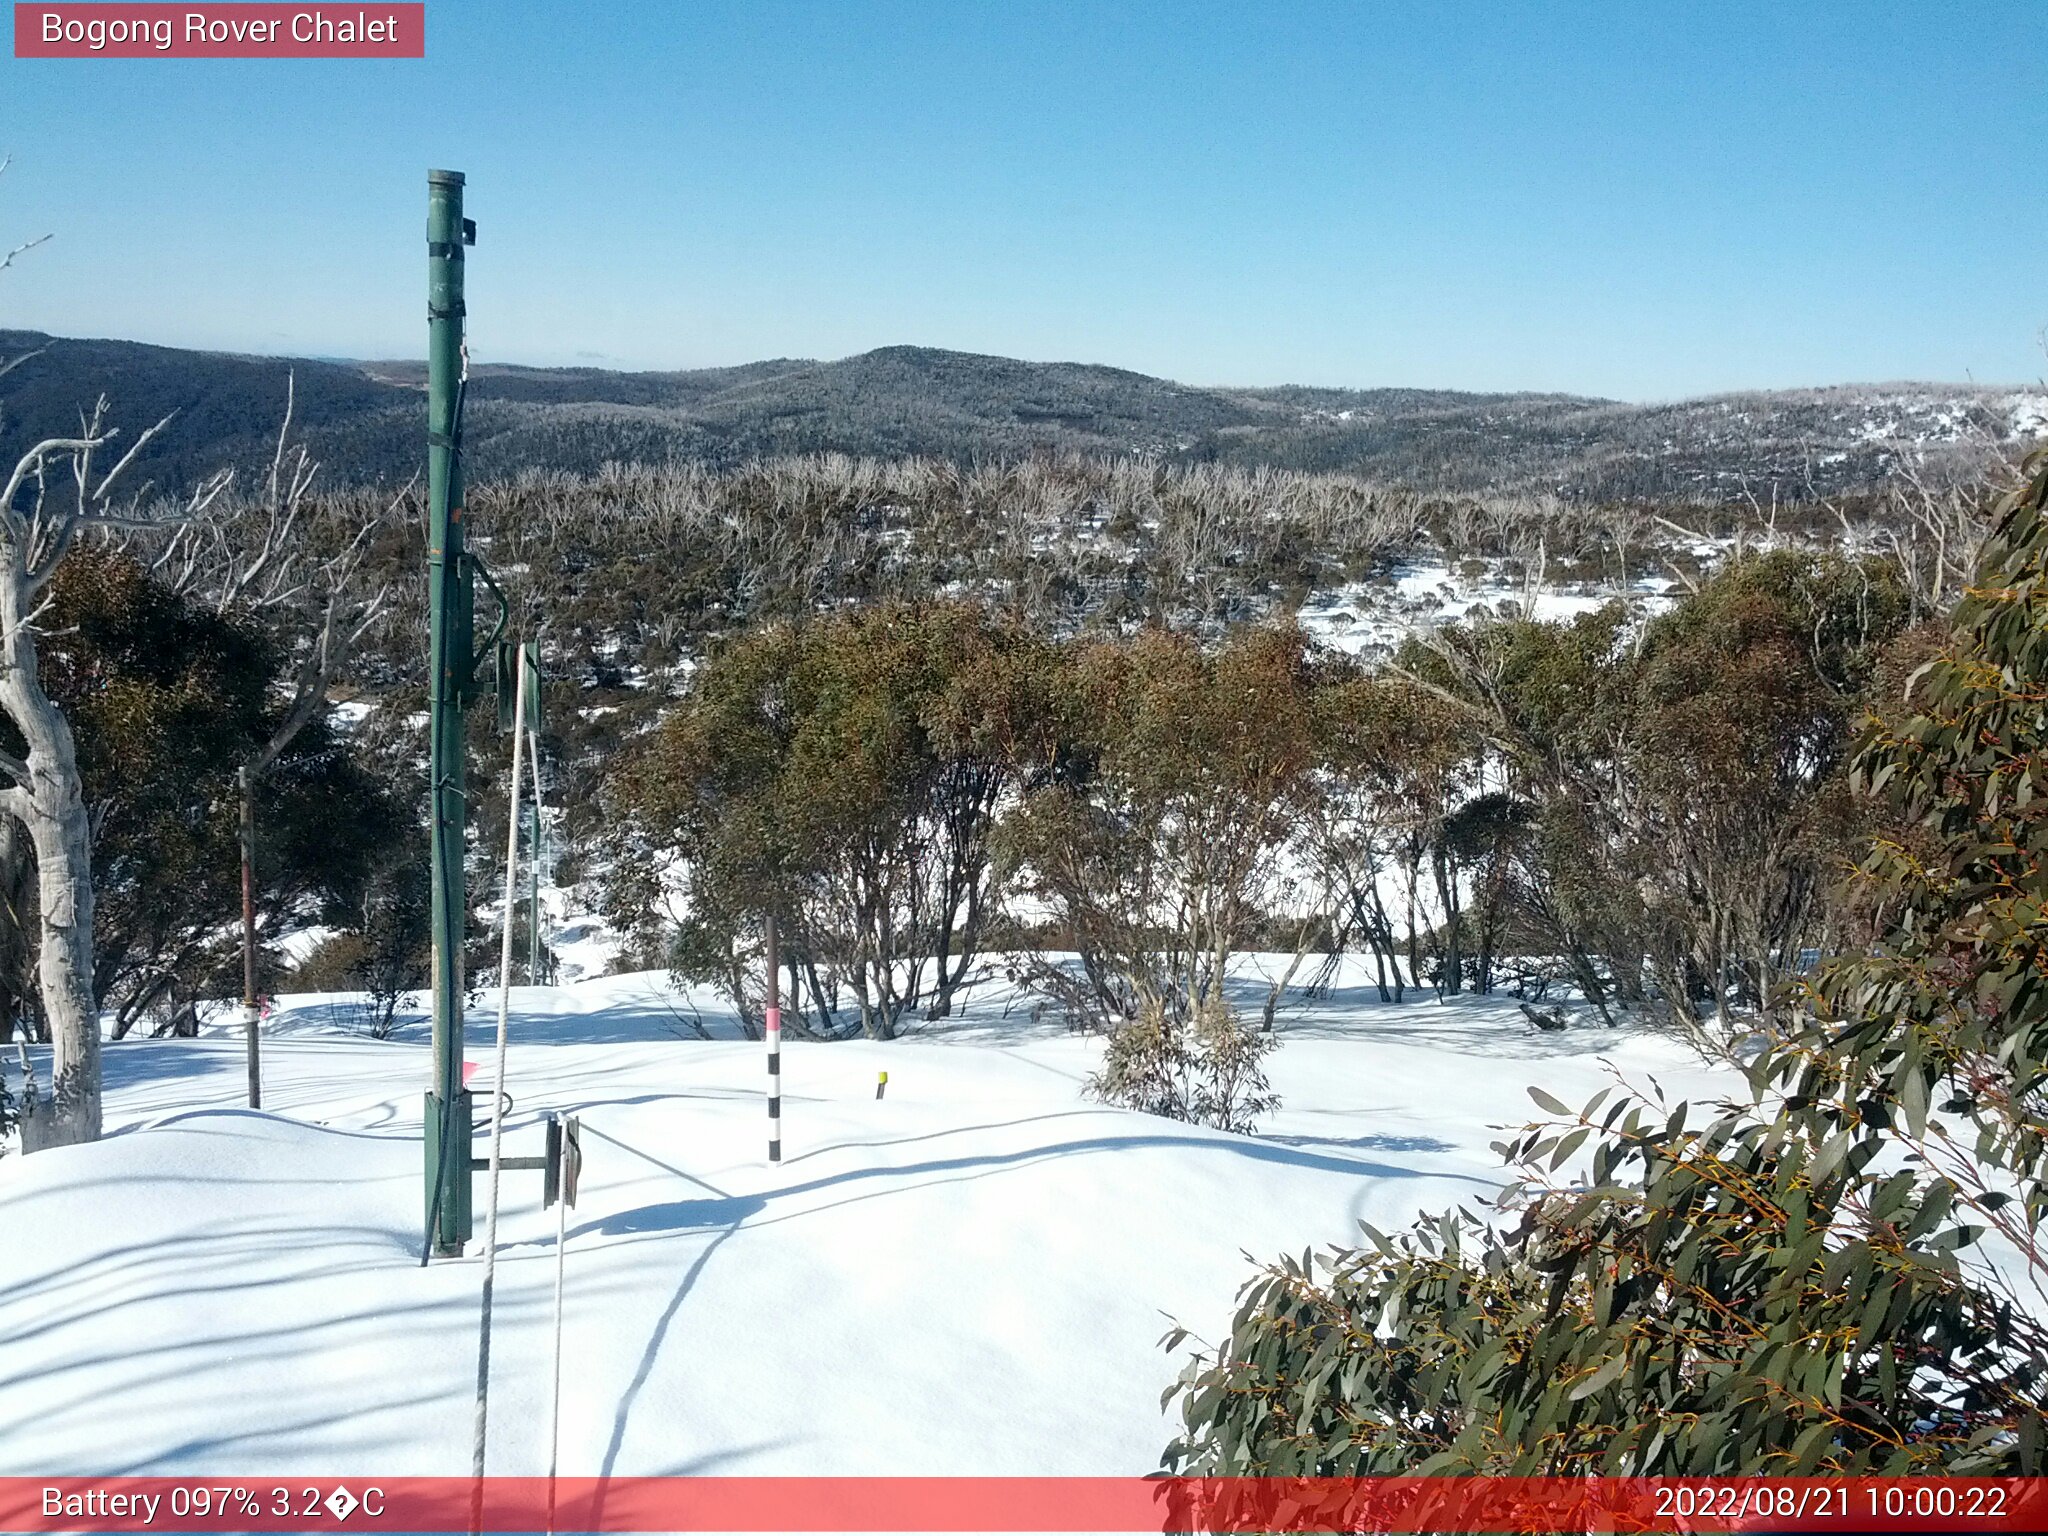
top-left (0, 963), bottom-right (1728, 1479)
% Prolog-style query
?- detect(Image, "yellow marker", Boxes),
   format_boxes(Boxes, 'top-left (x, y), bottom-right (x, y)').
top-left (876, 1070), bottom-right (888, 1101)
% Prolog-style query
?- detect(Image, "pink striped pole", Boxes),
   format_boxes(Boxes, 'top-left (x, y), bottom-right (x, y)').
top-left (765, 916), bottom-right (782, 1163)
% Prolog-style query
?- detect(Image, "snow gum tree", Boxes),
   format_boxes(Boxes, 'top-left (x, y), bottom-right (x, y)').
top-left (999, 624), bottom-right (1319, 1031)
top-left (1162, 452), bottom-right (2048, 1481)
top-left (5, 549), bottom-right (402, 1039)
top-left (607, 601), bottom-right (1053, 1039)
top-left (1302, 669), bottom-right (1495, 1002)
top-left (0, 402), bottom-right (225, 1142)
top-left (1397, 551), bottom-right (1908, 1038)
top-left (1, 181), bottom-right (227, 1139)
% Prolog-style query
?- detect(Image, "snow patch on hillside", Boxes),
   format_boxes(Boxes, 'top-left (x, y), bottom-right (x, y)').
top-left (1299, 562), bottom-right (1679, 661)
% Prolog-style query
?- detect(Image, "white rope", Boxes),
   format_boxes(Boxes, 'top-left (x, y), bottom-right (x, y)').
top-left (546, 1117), bottom-right (569, 1535)
top-left (529, 716), bottom-right (547, 980)
top-left (472, 642), bottom-right (529, 1491)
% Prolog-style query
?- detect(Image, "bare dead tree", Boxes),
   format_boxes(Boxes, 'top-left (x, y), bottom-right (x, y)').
top-left (1853, 444), bottom-right (2018, 620)
top-left (146, 378), bottom-right (401, 1096)
top-left (158, 378), bottom-right (403, 765)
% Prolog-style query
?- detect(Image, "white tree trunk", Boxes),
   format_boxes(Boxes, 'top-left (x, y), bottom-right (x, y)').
top-left (1, 589), bottom-right (100, 1145)
top-left (0, 209), bottom-right (214, 1148)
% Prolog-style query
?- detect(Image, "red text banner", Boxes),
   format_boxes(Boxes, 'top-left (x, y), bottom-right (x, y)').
top-left (14, 4), bottom-right (424, 58)
top-left (2, 1476), bottom-right (2046, 1532)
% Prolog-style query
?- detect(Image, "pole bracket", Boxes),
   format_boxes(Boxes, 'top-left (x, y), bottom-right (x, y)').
top-left (544, 1115), bottom-right (582, 1210)
top-left (468, 555), bottom-right (513, 675)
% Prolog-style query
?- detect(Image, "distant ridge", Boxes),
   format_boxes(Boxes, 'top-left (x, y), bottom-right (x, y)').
top-left (2, 332), bottom-right (2040, 503)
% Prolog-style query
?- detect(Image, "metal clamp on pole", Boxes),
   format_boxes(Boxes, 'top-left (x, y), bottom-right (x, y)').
top-left (544, 1114), bottom-right (583, 1210)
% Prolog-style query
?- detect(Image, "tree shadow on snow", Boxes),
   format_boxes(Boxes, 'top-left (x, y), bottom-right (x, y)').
top-left (567, 1194), bottom-right (767, 1242)
top-left (1274, 1011), bottom-right (1636, 1058)
top-left (592, 1218), bottom-right (745, 1496)
top-left (1259, 1131), bottom-right (1458, 1154)
top-left (499, 1000), bottom-right (736, 1046)
top-left (0, 1223), bottom-right (470, 1469)
top-left (556, 1125), bottom-right (1493, 1264)
top-left (504, 1116), bottom-right (1498, 1489)
top-left (776, 1108), bottom-right (1104, 1166)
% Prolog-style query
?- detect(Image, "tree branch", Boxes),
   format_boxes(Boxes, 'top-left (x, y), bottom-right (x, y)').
top-left (3, 435), bottom-right (109, 536)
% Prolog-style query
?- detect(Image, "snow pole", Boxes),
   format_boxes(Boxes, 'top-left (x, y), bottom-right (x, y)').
top-left (765, 915), bottom-right (781, 1163)
top-left (471, 642), bottom-right (530, 1508)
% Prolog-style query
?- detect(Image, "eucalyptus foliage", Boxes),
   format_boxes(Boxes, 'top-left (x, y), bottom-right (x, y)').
top-left (1163, 453), bottom-right (2048, 1479)
top-left (1088, 997), bottom-right (1279, 1134)
top-left (606, 601), bottom-right (1049, 1039)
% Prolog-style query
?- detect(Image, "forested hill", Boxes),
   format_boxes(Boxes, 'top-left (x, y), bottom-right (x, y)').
top-left (0, 332), bottom-right (419, 494)
top-left (2, 329), bottom-right (2041, 504)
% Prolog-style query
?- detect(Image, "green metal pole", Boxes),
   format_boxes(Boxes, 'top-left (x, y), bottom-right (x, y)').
top-left (424, 169), bottom-right (474, 1258)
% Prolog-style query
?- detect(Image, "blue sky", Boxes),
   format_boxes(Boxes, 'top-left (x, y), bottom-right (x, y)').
top-left (2, 1), bottom-right (2043, 398)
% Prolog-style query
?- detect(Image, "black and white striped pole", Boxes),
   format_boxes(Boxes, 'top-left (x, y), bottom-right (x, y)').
top-left (765, 915), bottom-right (782, 1163)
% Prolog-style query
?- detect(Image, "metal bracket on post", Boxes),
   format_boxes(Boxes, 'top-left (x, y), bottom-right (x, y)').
top-left (491, 636), bottom-right (542, 736)
top-left (494, 640), bottom-right (517, 733)
top-left (464, 1113), bottom-right (576, 1197)
top-left (542, 1114), bottom-right (582, 1210)
top-left (470, 556), bottom-right (511, 686)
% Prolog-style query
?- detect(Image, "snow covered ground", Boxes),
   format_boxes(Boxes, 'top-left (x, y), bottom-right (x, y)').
top-left (0, 961), bottom-right (1730, 1479)
top-left (1296, 562), bottom-right (1682, 663)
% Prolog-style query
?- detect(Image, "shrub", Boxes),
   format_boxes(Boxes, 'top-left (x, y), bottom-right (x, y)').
top-left (1163, 1077), bottom-right (2038, 1476)
top-left (281, 851), bottom-right (428, 1040)
top-left (1089, 997), bottom-right (1278, 1134)
top-left (284, 934), bottom-right (367, 994)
